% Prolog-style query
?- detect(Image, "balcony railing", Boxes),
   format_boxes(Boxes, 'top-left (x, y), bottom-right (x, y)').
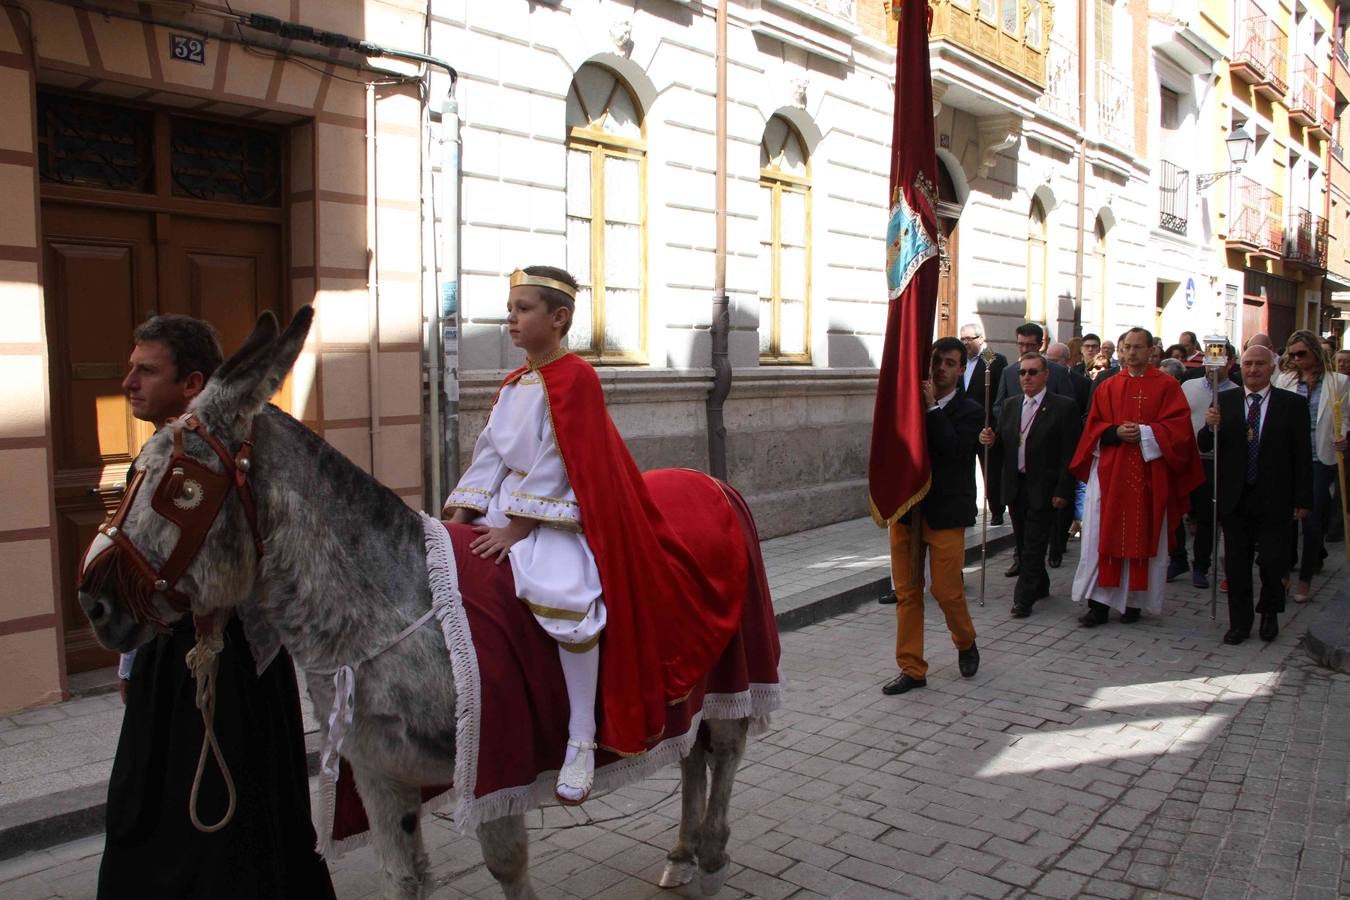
top-left (1285, 208), bottom-right (1329, 269)
top-left (1159, 160), bottom-right (1189, 235)
top-left (928, 0), bottom-right (1049, 89)
top-left (1289, 56), bottom-right (1332, 135)
top-left (1291, 56), bottom-right (1320, 125)
top-left (1340, 40), bottom-right (1350, 68)
top-left (1231, 4), bottom-right (1289, 99)
top-left (1333, 139), bottom-right (1345, 163)
top-left (1096, 61), bottom-right (1133, 149)
top-left (1227, 175), bottom-right (1283, 256)
top-left (1038, 35), bottom-right (1079, 123)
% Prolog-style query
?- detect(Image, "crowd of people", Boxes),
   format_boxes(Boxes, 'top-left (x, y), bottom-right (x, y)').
top-left (882, 321), bottom-right (1350, 695)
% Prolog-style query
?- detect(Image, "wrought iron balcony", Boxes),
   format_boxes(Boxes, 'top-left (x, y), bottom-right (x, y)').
top-left (1226, 175), bottom-right (1283, 257)
top-left (1096, 62), bottom-right (1133, 150)
top-left (1289, 56), bottom-right (1331, 137)
top-left (1159, 160), bottom-right (1189, 235)
top-left (1038, 35), bottom-right (1078, 123)
top-left (1285, 208), bottom-right (1329, 270)
top-left (1231, 4), bottom-right (1289, 102)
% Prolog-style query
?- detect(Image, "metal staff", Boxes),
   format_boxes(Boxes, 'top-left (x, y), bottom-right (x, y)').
top-left (978, 346), bottom-right (996, 607)
top-left (1202, 335), bottom-right (1230, 621)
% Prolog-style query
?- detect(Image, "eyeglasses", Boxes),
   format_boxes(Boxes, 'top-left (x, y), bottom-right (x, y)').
top-left (1019, 368), bottom-right (1044, 377)
top-left (1288, 349), bottom-right (1310, 359)
top-left (960, 336), bottom-right (981, 341)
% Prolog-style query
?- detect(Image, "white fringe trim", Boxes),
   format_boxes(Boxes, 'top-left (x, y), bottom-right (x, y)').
top-left (316, 515), bottom-right (785, 852)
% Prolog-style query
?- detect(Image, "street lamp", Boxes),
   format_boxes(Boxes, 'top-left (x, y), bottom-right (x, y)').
top-left (1196, 126), bottom-right (1255, 193)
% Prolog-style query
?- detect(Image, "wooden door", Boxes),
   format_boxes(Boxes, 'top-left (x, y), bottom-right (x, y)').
top-left (936, 217), bottom-right (959, 339)
top-left (44, 204), bottom-right (284, 673)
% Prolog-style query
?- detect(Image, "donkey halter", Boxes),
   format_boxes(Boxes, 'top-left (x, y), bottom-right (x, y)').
top-left (78, 413), bottom-right (264, 633)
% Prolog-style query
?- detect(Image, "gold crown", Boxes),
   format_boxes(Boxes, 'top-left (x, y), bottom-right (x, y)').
top-left (509, 268), bottom-right (577, 300)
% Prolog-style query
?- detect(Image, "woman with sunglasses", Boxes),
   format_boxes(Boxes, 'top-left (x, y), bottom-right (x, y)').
top-left (1274, 329), bottom-right (1350, 603)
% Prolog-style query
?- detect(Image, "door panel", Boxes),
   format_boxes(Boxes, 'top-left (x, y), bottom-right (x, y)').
top-left (43, 204), bottom-right (285, 674)
top-left (936, 217), bottom-right (958, 339)
top-left (162, 216), bottom-right (288, 409)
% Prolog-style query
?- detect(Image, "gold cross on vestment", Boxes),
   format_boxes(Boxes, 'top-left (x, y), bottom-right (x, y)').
top-left (1130, 387), bottom-right (1147, 420)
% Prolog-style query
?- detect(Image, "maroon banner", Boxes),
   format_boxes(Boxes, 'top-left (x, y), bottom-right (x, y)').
top-left (868, 0), bottom-right (941, 525)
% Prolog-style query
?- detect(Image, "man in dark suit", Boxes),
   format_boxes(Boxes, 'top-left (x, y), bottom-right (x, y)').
top-left (882, 337), bottom-right (983, 695)
top-left (993, 323), bottom-right (1076, 574)
top-left (980, 353), bottom-right (1082, 617)
top-left (994, 323), bottom-right (1077, 409)
top-left (959, 322), bottom-right (1008, 525)
top-left (1201, 346), bottom-right (1312, 645)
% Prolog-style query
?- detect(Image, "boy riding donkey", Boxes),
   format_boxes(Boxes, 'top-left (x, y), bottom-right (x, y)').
top-left (443, 265), bottom-right (740, 803)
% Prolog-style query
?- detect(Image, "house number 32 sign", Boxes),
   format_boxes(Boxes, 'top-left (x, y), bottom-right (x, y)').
top-left (170, 34), bottom-right (206, 65)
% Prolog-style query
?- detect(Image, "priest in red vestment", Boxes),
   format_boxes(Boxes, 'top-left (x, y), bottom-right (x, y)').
top-left (1069, 327), bottom-right (1204, 626)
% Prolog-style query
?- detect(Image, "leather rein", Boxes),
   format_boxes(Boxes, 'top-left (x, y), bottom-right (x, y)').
top-left (78, 412), bottom-right (264, 633)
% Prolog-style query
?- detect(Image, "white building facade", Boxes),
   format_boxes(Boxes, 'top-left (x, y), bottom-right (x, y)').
top-left (426, 0), bottom-right (1165, 536)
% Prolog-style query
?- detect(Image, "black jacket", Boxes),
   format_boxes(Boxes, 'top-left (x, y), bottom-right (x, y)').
top-left (959, 350), bottom-right (1007, 418)
top-left (1199, 387), bottom-right (1313, 517)
top-left (904, 393), bottom-right (984, 530)
top-left (993, 391), bottom-right (1081, 510)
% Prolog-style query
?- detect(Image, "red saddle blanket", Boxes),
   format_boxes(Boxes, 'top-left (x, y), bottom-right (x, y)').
top-left (323, 471), bottom-right (782, 849)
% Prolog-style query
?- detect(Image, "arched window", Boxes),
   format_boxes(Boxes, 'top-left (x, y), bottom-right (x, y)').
top-left (565, 64), bottom-right (646, 362)
top-left (759, 115), bottom-right (810, 362)
top-left (1026, 197), bottom-right (1048, 323)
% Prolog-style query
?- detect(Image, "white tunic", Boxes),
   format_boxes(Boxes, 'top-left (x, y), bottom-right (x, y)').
top-left (445, 372), bottom-right (606, 648)
top-left (1071, 427), bottom-right (1171, 615)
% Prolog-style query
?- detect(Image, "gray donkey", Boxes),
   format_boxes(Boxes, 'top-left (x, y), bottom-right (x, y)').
top-left (77, 307), bottom-right (777, 900)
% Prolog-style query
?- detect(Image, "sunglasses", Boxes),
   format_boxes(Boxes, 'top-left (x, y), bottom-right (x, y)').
top-left (1019, 368), bottom-right (1044, 376)
top-left (1288, 349), bottom-right (1311, 359)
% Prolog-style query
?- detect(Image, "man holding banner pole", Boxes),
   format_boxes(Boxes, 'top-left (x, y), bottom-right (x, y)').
top-left (870, 0), bottom-right (980, 695)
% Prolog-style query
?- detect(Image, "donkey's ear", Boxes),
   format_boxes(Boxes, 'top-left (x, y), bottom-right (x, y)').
top-left (213, 311), bottom-right (280, 384)
top-left (197, 308), bottom-right (311, 422)
top-left (248, 305), bottom-right (314, 410)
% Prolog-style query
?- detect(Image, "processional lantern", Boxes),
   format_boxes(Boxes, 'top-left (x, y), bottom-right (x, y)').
top-left (1203, 335), bottom-right (1230, 369)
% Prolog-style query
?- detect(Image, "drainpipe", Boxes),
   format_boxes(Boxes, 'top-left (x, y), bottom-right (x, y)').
top-left (706, 0), bottom-right (730, 480)
top-left (366, 83), bottom-right (382, 475)
top-left (1072, 0), bottom-right (1089, 333)
top-left (438, 95), bottom-right (462, 495)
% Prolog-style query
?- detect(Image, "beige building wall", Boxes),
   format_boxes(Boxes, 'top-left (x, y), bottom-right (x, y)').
top-left (0, 0), bottom-right (429, 713)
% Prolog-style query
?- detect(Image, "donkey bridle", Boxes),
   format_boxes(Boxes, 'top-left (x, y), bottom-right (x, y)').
top-left (78, 413), bottom-right (264, 633)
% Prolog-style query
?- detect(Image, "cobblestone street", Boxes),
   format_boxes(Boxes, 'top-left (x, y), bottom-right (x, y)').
top-left (2, 538), bottom-right (1346, 898)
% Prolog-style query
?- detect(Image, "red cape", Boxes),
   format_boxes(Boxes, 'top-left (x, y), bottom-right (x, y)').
top-left (497, 353), bottom-right (745, 755)
top-left (1069, 368), bottom-right (1204, 590)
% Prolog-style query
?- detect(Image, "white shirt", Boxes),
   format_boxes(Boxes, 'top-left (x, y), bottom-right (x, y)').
top-left (963, 351), bottom-right (983, 391)
top-left (1243, 384), bottom-right (1272, 436)
top-left (1018, 388), bottom-right (1046, 473)
top-left (1181, 372), bottom-right (1238, 436)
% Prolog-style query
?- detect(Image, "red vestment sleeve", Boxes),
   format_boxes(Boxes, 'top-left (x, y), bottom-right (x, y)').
top-left (497, 354), bottom-right (744, 756)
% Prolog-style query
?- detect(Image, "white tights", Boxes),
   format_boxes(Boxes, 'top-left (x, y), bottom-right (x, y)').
top-left (558, 644), bottom-right (598, 774)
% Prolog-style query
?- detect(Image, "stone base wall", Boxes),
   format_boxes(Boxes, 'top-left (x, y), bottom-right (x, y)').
top-left (457, 368), bottom-right (878, 539)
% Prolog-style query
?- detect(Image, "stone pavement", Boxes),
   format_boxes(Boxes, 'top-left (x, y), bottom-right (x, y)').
top-left (2, 519), bottom-right (1347, 899)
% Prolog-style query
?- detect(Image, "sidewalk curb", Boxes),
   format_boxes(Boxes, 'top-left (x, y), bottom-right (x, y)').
top-left (772, 530), bottom-right (1017, 632)
top-left (1301, 583), bottom-right (1350, 674)
top-left (0, 530), bottom-right (1018, 861)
